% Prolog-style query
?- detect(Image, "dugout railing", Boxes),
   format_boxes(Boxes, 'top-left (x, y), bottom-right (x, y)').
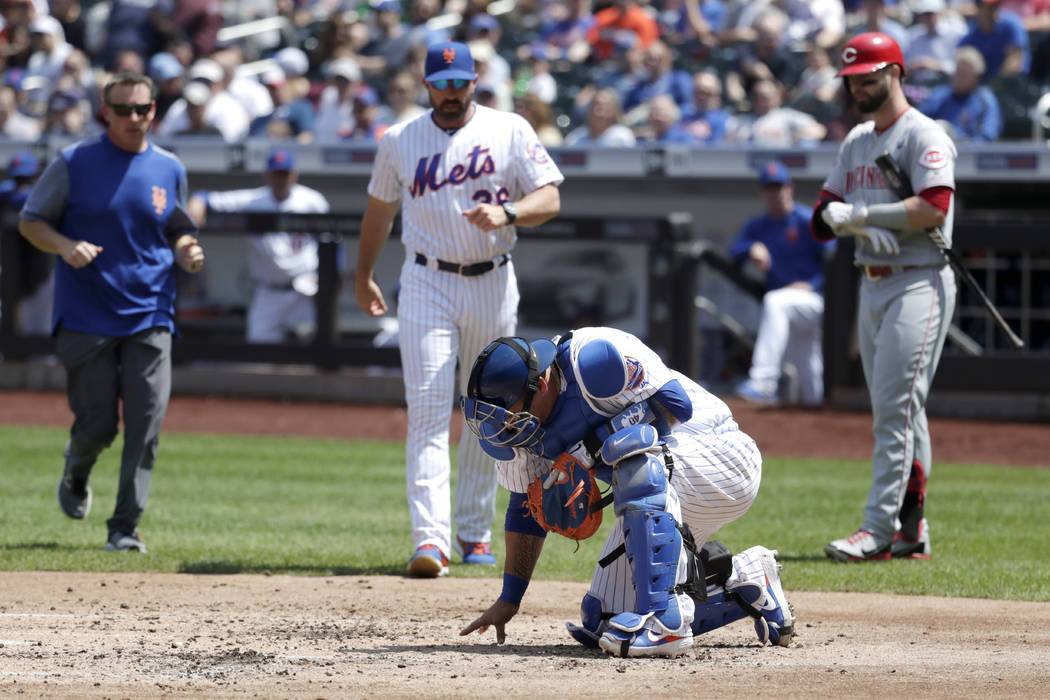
top-left (0, 211), bottom-right (694, 373)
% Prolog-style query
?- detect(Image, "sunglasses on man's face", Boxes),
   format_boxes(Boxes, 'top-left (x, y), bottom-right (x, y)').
top-left (429, 78), bottom-right (470, 91)
top-left (107, 102), bottom-right (153, 117)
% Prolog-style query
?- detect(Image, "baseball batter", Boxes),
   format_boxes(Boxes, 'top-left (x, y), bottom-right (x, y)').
top-left (187, 147), bottom-right (330, 343)
top-left (457, 328), bottom-right (794, 657)
top-left (355, 41), bottom-right (564, 577)
top-left (813, 33), bottom-right (957, 562)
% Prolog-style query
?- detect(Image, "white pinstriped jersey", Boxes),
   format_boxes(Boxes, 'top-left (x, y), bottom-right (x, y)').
top-left (367, 104), bottom-right (564, 263)
top-left (495, 327), bottom-right (748, 494)
top-left (203, 184), bottom-right (330, 290)
top-left (822, 107), bottom-right (956, 267)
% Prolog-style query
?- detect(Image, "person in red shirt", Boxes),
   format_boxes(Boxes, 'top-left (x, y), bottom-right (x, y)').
top-left (586, 0), bottom-right (659, 62)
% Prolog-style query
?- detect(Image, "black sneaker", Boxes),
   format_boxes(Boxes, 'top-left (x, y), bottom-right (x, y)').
top-left (105, 531), bottom-right (146, 553)
top-left (57, 476), bottom-right (92, 519)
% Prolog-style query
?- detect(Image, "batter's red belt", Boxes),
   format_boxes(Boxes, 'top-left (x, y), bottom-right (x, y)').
top-left (863, 264), bottom-right (922, 280)
top-left (414, 252), bottom-right (510, 277)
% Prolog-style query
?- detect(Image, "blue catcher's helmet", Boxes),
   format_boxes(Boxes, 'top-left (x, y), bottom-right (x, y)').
top-left (461, 336), bottom-right (558, 459)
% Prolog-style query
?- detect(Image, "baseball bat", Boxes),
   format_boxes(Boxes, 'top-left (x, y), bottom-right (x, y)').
top-left (874, 153), bottom-right (1025, 350)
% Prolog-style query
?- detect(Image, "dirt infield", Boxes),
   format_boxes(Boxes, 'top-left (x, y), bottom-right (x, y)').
top-left (1, 390), bottom-right (1048, 697)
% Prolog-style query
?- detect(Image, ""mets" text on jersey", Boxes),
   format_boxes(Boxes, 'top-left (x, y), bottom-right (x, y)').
top-left (410, 147), bottom-right (496, 198)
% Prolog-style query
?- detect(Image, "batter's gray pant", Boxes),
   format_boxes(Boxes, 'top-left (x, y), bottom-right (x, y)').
top-left (56, 327), bottom-right (172, 536)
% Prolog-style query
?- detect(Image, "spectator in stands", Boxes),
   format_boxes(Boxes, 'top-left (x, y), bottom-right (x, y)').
top-left (315, 57), bottom-right (364, 141)
top-left (383, 69), bottom-right (426, 124)
top-left (467, 12), bottom-right (511, 87)
top-left (0, 150), bottom-right (51, 335)
top-left (918, 45), bottom-right (1003, 139)
top-left (58, 48), bottom-right (96, 99)
top-left (0, 0), bottom-right (35, 70)
top-left (148, 51), bottom-right (184, 123)
top-left (622, 39), bottom-right (693, 112)
top-left (515, 42), bottom-right (557, 105)
top-left (42, 88), bottom-right (92, 137)
top-left (680, 70), bottom-right (730, 143)
top-left (274, 46), bottom-right (310, 81)
top-left (536, 0), bottom-right (594, 63)
top-left (724, 7), bottom-right (803, 113)
top-left (100, 0), bottom-right (174, 71)
top-left (730, 0), bottom-right (844, 50)
top-left (958, 0), bottom-right (1030, 79)
top-left (51, 0), bottom-right (87, 53)
top-left (360, 0), bottom-right (416, 79)
top-left (732, 161), bottom-right (833, 407)
top-left (172, 0), bottom-right (223, 59)
top-left (514, 92), bottom-right (564, 146)
top-left (636, 93), bottom-right (697, 143)
top-left (996, 0), bottom-right (1050, 30)
top-left (26, 15), bottom-right (74, 90)
top-left (212, 44), bottom-right (274, 124)
top-left (251, 66), bottom-right (317, 142)
top-left (905, 0), bottom-right (969, 86)
top-left (848, 0), bottom-right (911, 51)
top-left (564, 86), bottom-right (636, 145)
top-left (586, 0), bottom-right (660, 63)
top-left (408, 0), bottom-right (453, 47)
top-left (112, 48), bottom-right (146, 74)
top-left (345, 86), bottom-right (388, 141)
top-left (469, 39), bottom-right (513, 111)
top-left (157, 59), bottom-right (250, 142)
top-left (172, 79), bottom-right (223, 138)
top-left (0, 83), bottom-right (41, 140)
top-left (474, 80), bottom-right (500, 109)
top-left (730, 78), bottom-right (826, 146)
top-left (654, 0), bottom-right (727, 59)
top-left (789, 42), bottom-right (841, 119)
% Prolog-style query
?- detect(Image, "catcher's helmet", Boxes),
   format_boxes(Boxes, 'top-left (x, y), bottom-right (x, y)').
top-left (466, 337), bottom-right (557, 411)
top-left (836, 32), bottom-right (906, 77)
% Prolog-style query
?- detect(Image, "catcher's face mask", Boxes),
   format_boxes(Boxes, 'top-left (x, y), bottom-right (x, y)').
top-left (461, 337), bottom-right (549, 459)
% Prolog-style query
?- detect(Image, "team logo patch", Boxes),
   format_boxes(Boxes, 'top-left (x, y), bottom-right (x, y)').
top-left (151, 186), bottom-right (167, 215)
top-left (918, 146), bottom-right (947, 170)
top-left (528, 141), bottom-right (549, 164)
top-left (624, 356), bottom-right (644, 390)
top-left (443, 47), bottom-right (456, 64)
top-left (842, 46), bottom-right (857, 64)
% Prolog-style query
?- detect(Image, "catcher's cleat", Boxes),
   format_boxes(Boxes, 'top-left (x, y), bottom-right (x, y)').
top-left (892, 518), bottom-right (931, 560)
top-left (454, 537), bottom-right (496, 566)
top-left (752, 547), bottom-right (795, 646)
top-left (105, 531), bottom-right (146, 553)
top-left (825, 529), bottom-right (891, 563)
top-left (407, 544), bottom-right (449, 578)
top-left (57, 476), bottom-right (92, 520)
top-left (599, 623), bottom-right (694, 658)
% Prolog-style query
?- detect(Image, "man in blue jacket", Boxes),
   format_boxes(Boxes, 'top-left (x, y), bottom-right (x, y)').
top-left (19, 71), bottom-right (205, 553)
top-left (732, 162), bottom-right (834, 406)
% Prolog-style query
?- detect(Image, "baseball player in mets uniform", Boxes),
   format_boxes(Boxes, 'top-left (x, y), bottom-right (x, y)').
top-left (187, 147), bottom-right (331, 343)
top-left (458, 328), bottom-right (794, 657)
top-left (355, 41), bottom-right (564, 577)
top-left (812, 33), bottom-right (957, 563)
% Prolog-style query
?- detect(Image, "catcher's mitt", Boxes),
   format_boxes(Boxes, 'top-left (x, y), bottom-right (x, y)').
top-left (526, 452), bottom-right (603, 541)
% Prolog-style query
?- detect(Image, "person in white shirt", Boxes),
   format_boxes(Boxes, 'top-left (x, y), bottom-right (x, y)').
top-left (187, 147), bottom-right (332, 343)
top-left (155, 58), bottom-right (250, 142)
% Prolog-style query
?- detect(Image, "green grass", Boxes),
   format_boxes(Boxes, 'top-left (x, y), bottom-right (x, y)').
top-left (1, 425), bottom-right (1047, 601)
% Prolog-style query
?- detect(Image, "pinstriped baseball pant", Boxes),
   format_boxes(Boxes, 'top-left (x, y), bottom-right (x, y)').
top-left (397, 258), bottom-right (519, 556)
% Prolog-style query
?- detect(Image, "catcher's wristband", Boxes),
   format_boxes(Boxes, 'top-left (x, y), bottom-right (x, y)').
top-left (498, 572), bottom-right (529, 606)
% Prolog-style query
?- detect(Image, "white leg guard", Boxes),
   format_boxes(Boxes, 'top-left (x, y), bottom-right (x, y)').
top-left (690, 546), bottom-right (795, 647)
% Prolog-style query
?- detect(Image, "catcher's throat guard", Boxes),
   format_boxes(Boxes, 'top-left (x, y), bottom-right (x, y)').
top-left (461, 396), bottom-right (546, 459)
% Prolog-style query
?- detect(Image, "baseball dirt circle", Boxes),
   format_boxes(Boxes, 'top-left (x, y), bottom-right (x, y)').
top-left (1, 391), bottom-right (1046, 697)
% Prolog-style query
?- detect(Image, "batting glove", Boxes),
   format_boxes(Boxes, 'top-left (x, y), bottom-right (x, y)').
top-left (841, 224), bottom-right (901, 255)
top-left (821, 201), bottom-right (869, 231)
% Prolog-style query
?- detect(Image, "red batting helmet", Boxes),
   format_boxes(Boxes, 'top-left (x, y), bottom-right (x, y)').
top-left (836, 32), bottom-right (906, 77)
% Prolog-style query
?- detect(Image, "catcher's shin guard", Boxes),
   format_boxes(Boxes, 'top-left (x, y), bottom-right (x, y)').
top-left (690, 546), bottom-right (794, 647)
top-left (565, 593), bottom-right (605, 648)
top-left (599, 452), bottom-right (693, 657)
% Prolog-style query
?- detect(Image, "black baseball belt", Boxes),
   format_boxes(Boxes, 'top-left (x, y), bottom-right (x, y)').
top-left (414, 252), bottom-right (510, 277)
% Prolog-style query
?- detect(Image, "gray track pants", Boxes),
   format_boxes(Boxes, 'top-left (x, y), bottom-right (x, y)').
top-left (56, 327), bottom-right (172, 536)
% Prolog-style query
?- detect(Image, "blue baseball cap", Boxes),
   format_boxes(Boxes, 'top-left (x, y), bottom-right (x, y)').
top-left (149, 52), bottom-right (183, 82)
top-left (8, 150), bottom-right (38, 178)
top-left (267, 147), bottom-right (296, 172)
top-left (470, 12), bottom-right (499, 33)
top-left (424, 41), bottom-right (475, 83)
top-left (759, 161), bottom-right (790, 186)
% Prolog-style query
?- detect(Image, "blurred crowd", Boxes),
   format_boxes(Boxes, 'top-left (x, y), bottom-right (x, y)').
top-left (1, 0), bottom-right (1049, 148)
